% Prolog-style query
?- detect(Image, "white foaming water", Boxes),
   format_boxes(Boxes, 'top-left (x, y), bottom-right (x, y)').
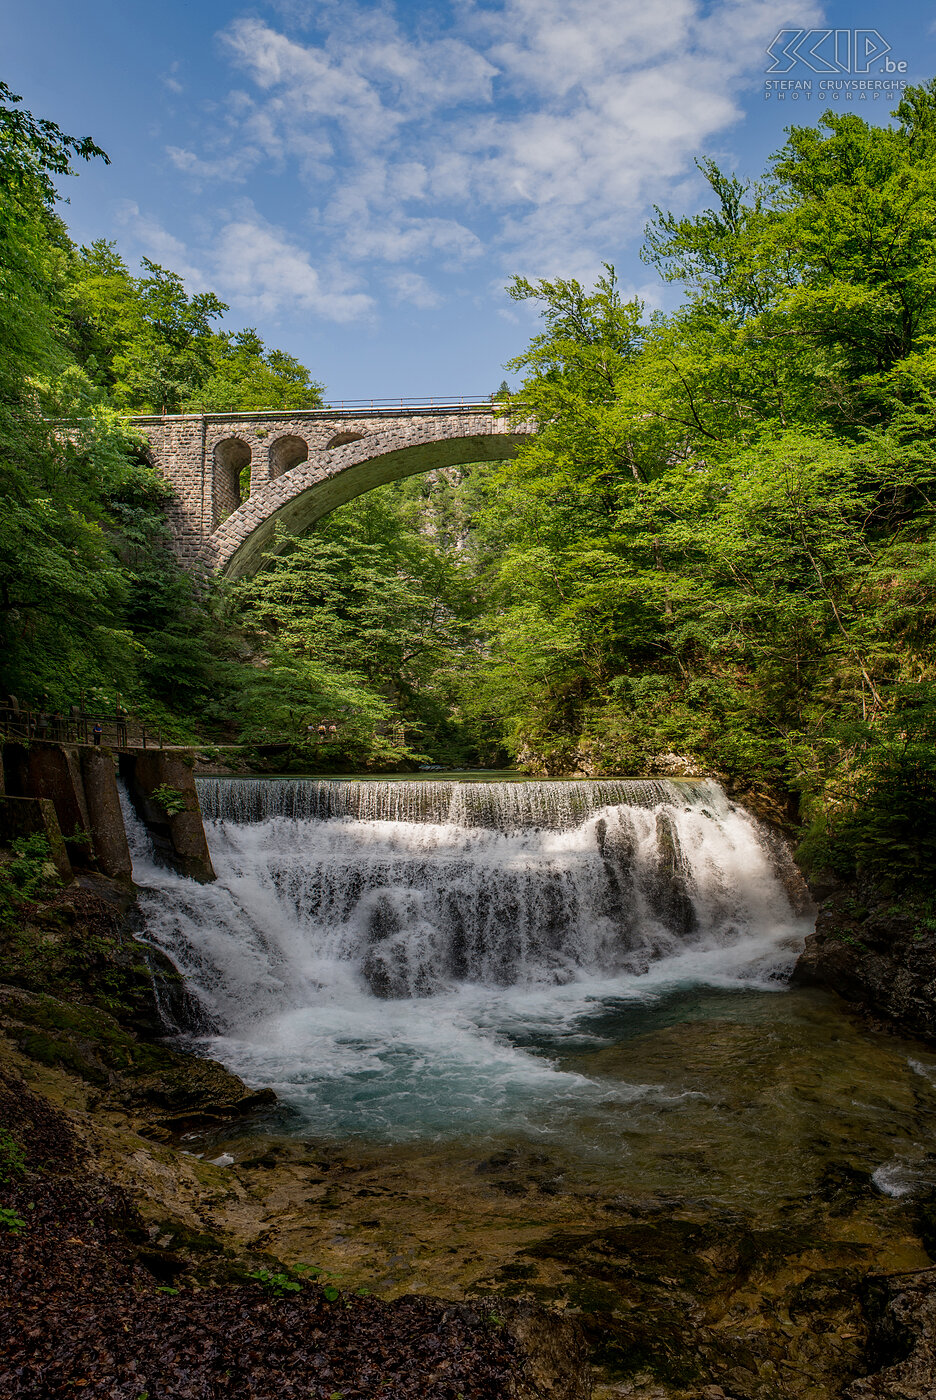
top-left (124, 778), bottom-right (811, 1143)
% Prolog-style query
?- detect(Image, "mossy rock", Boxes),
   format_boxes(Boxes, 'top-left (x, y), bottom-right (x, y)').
top-left (0, 878), bottom-right (191, 1036)
top-left (16, 1028), bottom-right (109, 1085)
top-left (0, 986), bottom-right (273, 1125)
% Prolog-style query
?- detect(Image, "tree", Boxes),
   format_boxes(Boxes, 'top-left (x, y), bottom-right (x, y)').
top-left (233, 485), bottom-right (477, 762)
top-left (0, 82), bottom-right (130, 706)
top-left (186, 328), bottom-right (324, 413)
top-left (461, 85), bottom-right (936, 819)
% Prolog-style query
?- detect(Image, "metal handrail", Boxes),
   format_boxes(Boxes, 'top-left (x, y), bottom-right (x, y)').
top-left (0, 707), bottom-right (163, 750)
top-left (125, 396), bottom-right (522, 425)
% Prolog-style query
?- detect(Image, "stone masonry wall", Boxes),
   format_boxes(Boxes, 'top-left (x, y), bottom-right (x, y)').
top-left (132, 409), bottom-right (533, 577)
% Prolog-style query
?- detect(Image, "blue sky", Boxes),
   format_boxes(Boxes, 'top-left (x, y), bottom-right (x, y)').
top-left (5, 1), bottom-right (935, 400)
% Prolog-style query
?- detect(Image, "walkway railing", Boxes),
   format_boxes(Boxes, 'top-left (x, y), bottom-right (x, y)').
top-left (0, 706), bottom-right (164, 750)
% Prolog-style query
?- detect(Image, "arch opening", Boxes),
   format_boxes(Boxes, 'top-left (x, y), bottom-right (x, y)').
top-left (212, 437), bottom-right (251, 527)
top-left (270, 434), bottom-right (309, 479)
top-left (219, 429), bottom-right (529, 579)
top-left (326, 430), bottom-right (367, 450)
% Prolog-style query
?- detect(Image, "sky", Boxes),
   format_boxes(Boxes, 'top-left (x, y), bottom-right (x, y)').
top-left (4, 0), bottom-right (935, 401)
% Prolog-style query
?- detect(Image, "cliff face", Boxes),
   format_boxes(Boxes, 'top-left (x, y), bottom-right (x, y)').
top-left (793, 879), bottom-right (936, 1044)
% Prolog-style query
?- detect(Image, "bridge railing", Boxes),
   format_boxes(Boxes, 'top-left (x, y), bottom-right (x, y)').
top-left (126, 397), bottom-right (526, 424)
top-left (319, 396), bottom-right (514, 412)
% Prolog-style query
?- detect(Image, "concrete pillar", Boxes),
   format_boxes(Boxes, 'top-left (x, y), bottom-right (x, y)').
top-left (0, 796), bottom-right (73, 881)
top-left (19, 743), bottom-right (93, 865)
top-left (119, 751), bottom-right (215, 883)
top-left (80, 748), bottom-right (132, 882)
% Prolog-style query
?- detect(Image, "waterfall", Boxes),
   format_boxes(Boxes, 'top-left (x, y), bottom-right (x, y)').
top-left (125, 777), bottom-right (811, 1141)
top-left (197, 775), bottom-right (711, 829)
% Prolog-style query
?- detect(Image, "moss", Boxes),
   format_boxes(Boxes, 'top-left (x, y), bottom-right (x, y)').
top-left (0, 1126), bottom-right (26, 1184)
top-left (1, 987), bottom-right (263, 1126)
top-left (16, 1029), bottom-right (108, 1084)
top-left (562, 1279), bottom-right (623, 1312)
top-left (148, 1218), bottom-right (226, 1256)
top-left (578, 1309), bottom-right (706, 1386)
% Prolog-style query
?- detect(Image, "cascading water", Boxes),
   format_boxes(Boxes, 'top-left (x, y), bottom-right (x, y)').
top-left (125, 777), bottom-right (812, 1144)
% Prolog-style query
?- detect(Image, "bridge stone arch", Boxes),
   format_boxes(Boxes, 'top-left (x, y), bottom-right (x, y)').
top-left (212, 436), bottom-right (251, 527)
top-left (269, 433), bottom-right (308, 479)
top-left (132, 407), bottom-right (532, 578)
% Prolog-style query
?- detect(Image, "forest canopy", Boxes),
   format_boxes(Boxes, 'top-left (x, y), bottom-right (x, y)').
top-left (3, 76), bottom-right (936, 887)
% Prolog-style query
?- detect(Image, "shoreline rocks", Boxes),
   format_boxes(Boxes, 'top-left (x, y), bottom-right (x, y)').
top-left (848, 1268), bottom-right (936, 1399)
top-left (792, 879), bottom-right (936, 1044)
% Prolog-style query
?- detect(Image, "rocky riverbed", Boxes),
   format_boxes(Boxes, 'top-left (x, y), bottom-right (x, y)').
top-left (3, 874), bottom-right (936, 1398)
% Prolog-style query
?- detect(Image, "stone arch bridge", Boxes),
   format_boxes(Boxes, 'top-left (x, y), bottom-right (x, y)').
top-left (131, 402), bottom-right (532, 578)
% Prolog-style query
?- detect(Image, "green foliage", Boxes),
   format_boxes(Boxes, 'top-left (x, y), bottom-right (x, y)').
top-left (5, 70), bottom-right (936, 880)
top-left (151, 784), bottom-right (188, 817)
top-left (0, 85), bottom-right (320, 734)
top-left (249, 1263), bottom-right (344, 1300)
top-left (824, 704), bottom-right (936, 890)
top-left (450, 85), bottom-right (936, 879)
top-left (186, 328), bottom-right (324, 413)
top-left (231, 480), bottom-right (489, 767)
top-left (0, 80), bottom-right (107, 203)
top-left (0, 1126), bottom-right (26, 1184)
top-left (0, 1205), bottom-right (26, 1233)
top-left (65, 242), bottom-right (323, 416)
top-left (0, 834), bottom-right (61, 922)
top-left (248, 1269), bottom-right (303, 1296)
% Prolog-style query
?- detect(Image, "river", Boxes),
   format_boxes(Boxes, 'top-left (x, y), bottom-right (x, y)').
top-left (120, 774), bottom-right (936, 1394)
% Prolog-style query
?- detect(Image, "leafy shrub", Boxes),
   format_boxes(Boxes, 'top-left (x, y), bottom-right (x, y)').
top-left (0, 1206), bottom-right (26, 1233)
top-left (799, 708), bottom-right (936, 893)
top-left (248, 1269), bottom-right (303, 1296)
top-left (151, 784), bottom-right (188, 817)
top-left (0, 1127), bottom-right (26, 1184)
top-left (249, 1263), bottom-right (347, 1300)
top-left (0, 834), bottom-right (61, 921)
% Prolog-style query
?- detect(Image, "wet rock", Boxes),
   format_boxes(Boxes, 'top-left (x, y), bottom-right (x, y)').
top-left (793, 881), bottom-right (936, 1042)
top-left (477, 1149), bottom-right (521, 1174)
top-left (493, 1179), bottom-right (527, 1196)
top-left (0, 984), bottom-right (275, 1128)
top-left (469, 1300), bottom-right (592, 1400)
top-left (849, 1268), bottom-right (936, 1398)
top-left (646, 752), bottom-right (708, 779)
top-left (816, 1163), bottom-right (877, 1215)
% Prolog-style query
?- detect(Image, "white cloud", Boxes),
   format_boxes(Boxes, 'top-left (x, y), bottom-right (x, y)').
top-left (116, 202), bottom-right (207, 287)
top-left (387, 271), bottom-right (442, 309)
top-left (213, 216), bottom-right (375, 322)
top-left (159, 0), bottom-right (825, 318)
top-left (166, 146), bottom-right (253, 182)
top-left (115, 203), bottom-right (374, 325)
top-left (161, 60), bottom-right (184, 95)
